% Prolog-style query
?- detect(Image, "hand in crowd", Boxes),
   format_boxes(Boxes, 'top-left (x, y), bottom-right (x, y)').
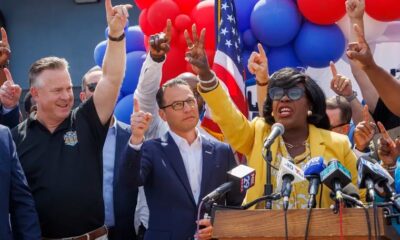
top-left (0, 28), bottom-right (10, 67)
top-left (105, 0), bottom-right (132, 37)
top-left (0, 68), bottom-right (21, 109)
top-left (149, 19), bottom-right (172, 60)
top-left (195, 218), bottom-right (213, 240)
top-left (130, 98), bottom-right (152, 145)
top-left (377, 121), bottom-right (400, 168)
top-left (346, 24), bottom-right (375, 70)
top-left (345, 0), bottom-right (365, 19)
top-left (354, 105), bottom-right (375, 151)
top-left (329, 61), bottom-right (353, 97)
top-left (184, 24), bottom-right (212, 80)
top-left (248, 43), bottom-right (269, 84)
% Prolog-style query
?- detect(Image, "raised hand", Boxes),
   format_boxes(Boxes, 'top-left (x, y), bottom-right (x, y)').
top-left (105, 0), bottom-right (132, 37)
top-left (184, 24), bottom-right (212, 79)
top-left (248, 43), bottom-right (269, 84)
top-left (345, 0), bottom-right (365, 19)
top-left (130, 98), bottom-right (152, 145)
top-left (346, 24), bottom-right (375, 70)
top-left (377, 121), bottom-right (396, 149)
top-left (0, 28), bottom-right (10, 67)
top-left (353, 105), bottom-right (375, 151)
top-left (377, 136), bottom-right (400, 168)
top-left (149, 19), bottom-right (172, 60)
top-left (0, 68), bottom-right (22, 109)
top-left (329, 61), bottom-right (353, 97)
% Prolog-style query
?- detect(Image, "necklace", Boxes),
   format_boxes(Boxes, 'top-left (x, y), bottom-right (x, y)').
top-left (284, 141), bottom-right (307, 149)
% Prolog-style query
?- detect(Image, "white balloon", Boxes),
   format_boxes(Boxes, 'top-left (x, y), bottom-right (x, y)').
top-left (336, 13), bottom-right (388, 42)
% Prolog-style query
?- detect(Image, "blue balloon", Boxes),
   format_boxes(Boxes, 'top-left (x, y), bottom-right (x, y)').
top-left (242, 29), bottom-right (257, 49)
top-left (120, 51), bottom-right (147, 96)
top-left (250, 0), bottom-right (302, 47)
top-left (234, 0), bottom-right (259, 32)
top-left (114, 94), bottom-right (133, 125)
top-left (126, 26), bottom-right (145, 53)
top-left (267, 44), bottom-right (304, 74)
top-left (294, 22), bottom-right (345, 68)
top-left (93, 40), bottom-right (107, 67)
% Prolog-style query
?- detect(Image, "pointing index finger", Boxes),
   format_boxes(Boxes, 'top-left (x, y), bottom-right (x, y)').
top-left (3, 68), bottom-right (14, 84)
top-left (165, 19), bottom-right (172, 43)
top-left (353, 24), bottom-right (366, 44)
top-left (257, 43), bottom-right (266, 60)
top-left (330, 61), bottom-right (338, 77)
top-left (377, 121), bottom-right (396, 148)
top-left (133, 97), bottom-right (140, 113)
top-left (362, 105), bottom-right (369, 123)
top-left (0, 28), bottom-right (8, 47)
top-left (105, 0), bottom-right (113, 16)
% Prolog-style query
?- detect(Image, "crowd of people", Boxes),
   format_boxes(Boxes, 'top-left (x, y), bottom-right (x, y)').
top-left (0, 0), bottom-right (399, 239)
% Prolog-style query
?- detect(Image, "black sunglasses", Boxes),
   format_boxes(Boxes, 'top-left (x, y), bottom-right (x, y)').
top-left (86, 82), bottom-right (98, 92)
top-left (269, 87), bottom-right (305, 101)
top-left (329, 122), bottom-right (349, 131)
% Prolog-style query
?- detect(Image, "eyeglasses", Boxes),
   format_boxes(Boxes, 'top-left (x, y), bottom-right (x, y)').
top-left (86, 82), bottom-right (98, 92)
top-left (329, 122), bottom-right (349, 131)
top-left (161, 98), bottom-right (196, 111)
top-left (269, 87), bottom-right (305, 101)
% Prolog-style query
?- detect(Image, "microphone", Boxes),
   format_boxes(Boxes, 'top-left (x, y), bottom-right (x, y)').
top-left (357, 156), bottom-right (388, 203)
top-left (263, 123), bottom-right (284, 149)
top-left (201, 182), bottom-right (233, 203)
top-left (202, 165), bottom-right (256, 203)
top-left (342, 183), bottom-right (363, 208)
top-left (227, 164), bottom-right (256, 193)
top-left (320, 159), bottom-right (352, 200)
top-left (276, 157), bottom-right (305, 210)
top-left (302, 156), bottom-right (326, 208)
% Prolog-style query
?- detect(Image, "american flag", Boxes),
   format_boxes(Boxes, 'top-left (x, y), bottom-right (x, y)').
top-left (201, 0), bottom-right (249, 135)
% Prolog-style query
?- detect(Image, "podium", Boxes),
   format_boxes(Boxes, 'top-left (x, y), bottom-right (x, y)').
top-left (212, 208), bottom-right (399, 240)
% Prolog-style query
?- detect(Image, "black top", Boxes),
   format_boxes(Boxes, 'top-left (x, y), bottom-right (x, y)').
top-left (12, 98), bottom-right (109, 238)
top-left (372, 98), bottom-right (400, 130)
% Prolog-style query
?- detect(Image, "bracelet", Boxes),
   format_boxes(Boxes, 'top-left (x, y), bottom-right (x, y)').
top-left (199, 80), bottom-right (219, 92)
top-left (197, 70), bottom-right (217, 84)
top-left (344, 91), bottom-right (357, 102)
top-left (256, 79), bottom-right (268, 86)
top-left (108, 32), bottom-right (125, 42)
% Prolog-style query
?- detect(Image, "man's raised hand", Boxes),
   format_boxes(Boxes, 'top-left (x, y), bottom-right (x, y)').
top-left (130, 98), bottom-right (152, 145)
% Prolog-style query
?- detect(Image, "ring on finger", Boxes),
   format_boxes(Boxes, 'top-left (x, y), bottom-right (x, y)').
top-left (188, 44), bottom-right (195, 50)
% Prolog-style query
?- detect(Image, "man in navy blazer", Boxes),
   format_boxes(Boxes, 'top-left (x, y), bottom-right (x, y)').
top-left (0, 124), bottom-right (41, 239)
top-left (126, 78), bottom-right (244, 240)
top-left (80, 67), bottom-right (138, 239)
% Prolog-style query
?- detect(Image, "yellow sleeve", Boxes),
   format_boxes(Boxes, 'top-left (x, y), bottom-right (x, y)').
top-left (199, 82), bottom-right (255, 156)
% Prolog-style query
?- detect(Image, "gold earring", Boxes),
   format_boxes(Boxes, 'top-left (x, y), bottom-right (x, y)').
top-left (271, 112), bottom-right (274, 117)
top-left (307, 110), bottom-right (312, 116)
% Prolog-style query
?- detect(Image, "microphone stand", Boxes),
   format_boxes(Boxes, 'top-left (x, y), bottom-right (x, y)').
top-left (263, 147), bottom-right (273, 209)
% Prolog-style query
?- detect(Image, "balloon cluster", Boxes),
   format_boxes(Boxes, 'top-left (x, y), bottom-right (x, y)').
top-left (137, 0), bottom-right (217, 84)
top-left (238, 0), bottom-right (399, 72)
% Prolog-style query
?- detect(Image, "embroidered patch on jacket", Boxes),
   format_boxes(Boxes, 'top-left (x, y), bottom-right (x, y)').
top-left (64, 131), bottom-right (78, 146)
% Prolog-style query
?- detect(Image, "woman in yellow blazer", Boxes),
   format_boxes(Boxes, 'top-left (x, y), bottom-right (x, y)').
top-left (184, 29), bottom-right (359, 209)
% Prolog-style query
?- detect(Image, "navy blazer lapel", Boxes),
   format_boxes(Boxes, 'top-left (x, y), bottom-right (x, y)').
top-left (199, 137), bottom-right (215, 201)
top-left (162, 133), bottom-right (196, 206)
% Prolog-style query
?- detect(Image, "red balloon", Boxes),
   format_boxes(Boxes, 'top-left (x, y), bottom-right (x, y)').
top-left (148, 0), bottom-right (181, 34)
top-left (191, 0), bottom-right (216, 50)
top-left (174, 14), bottom-right (193, 32)
top-left (173, 0), bottom-right (199, 14)
top-left (161, 47), bottom-right (187, 84)
top-left (365, 0), bottom-right (400, 22)
top-left (139, 9), bottom-right (154, 36)
top-left (298, 0), bottom-right (346, 25)
top-left (135, 0), bottom-right (156, 10)
top-left (143, 35), bottom-right (150, 51)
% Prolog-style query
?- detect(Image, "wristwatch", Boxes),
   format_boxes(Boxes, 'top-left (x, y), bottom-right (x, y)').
top-left (344, 91), bottom-right (357, 102)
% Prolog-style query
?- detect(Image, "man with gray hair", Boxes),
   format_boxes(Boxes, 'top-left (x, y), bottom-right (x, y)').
top-left (11, 0), bottom-right (131, 239)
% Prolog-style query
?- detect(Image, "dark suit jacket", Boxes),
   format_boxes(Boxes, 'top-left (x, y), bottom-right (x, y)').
top-left (0, 106), bottom-right (19, 129)
top-left (0, 124), bottom-right (41, 239)
top-left (125, 132), bottom-right (244, 240)
top-left (112, 120), bottom-right (138, 240)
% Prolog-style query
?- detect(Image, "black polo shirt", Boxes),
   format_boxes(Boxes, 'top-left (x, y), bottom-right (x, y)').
top-left (12, 97), bottom-right (109, 238)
